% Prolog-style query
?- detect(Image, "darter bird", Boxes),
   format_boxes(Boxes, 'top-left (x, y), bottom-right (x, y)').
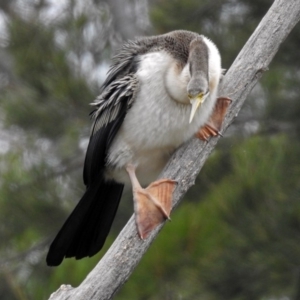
top-left (46, 30), bottom-right (231, 266)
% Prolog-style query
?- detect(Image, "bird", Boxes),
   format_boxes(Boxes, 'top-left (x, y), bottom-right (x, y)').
top-left (46, 30), bottom-right (231, 266)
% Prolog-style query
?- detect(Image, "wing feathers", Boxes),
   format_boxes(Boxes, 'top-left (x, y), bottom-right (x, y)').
top-left (47, 43), bottom-right (140, 265)
top-left (83, 74), bottom-right (138, 187)
top-left (91, 75), bottom-right (138, 130)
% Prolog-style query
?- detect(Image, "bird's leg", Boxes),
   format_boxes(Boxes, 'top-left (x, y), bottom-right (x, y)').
top-left (196, 97), bottom-right (232, 141)
top-left (126, 164), bottom-right (177, 239)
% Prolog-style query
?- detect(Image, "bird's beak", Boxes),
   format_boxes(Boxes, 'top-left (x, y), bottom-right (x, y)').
top-left (189, 94), bottom-right (204, 123)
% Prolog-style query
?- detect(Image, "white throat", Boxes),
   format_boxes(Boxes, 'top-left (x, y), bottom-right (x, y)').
top-left (165, 63), bottom-right (191, 104)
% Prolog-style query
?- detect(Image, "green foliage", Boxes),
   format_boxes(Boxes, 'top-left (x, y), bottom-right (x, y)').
top-left (0, 5), bottom-right (98, 300)
top-left (3, 17), bottom-right (92, 140)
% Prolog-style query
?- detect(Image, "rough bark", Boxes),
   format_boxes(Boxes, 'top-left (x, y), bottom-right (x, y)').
top-left (49, 0), bottom-right (300, 299)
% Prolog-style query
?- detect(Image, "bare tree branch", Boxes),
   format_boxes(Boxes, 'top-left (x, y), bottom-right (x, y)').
top-left (48, 0), bottom-right (300, 299)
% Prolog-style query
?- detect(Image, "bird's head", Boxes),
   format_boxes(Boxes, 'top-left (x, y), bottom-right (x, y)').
top-left (165, 34), bottom-right (220, 123)
top-left (187, 37), bottom-right (210, 123)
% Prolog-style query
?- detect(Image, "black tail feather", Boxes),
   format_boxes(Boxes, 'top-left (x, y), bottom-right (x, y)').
top-left (46, 179), bottom-right (124, 266)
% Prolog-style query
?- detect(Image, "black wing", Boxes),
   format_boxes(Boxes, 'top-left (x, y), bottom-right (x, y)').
top-left (46, 73), bottom-right (139, 266)
top-left (84, 74), bottom-right (138, 187)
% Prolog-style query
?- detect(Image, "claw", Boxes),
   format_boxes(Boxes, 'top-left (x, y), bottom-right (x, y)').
top-left (196, 96), bottom-right (232, 141)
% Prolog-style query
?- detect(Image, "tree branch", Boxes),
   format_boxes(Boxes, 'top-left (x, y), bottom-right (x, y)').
top-left (49, 0), bottom-right (300, 299)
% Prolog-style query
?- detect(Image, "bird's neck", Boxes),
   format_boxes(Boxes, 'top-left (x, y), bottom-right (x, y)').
top-left (164, 63), bottom-right (191, 105)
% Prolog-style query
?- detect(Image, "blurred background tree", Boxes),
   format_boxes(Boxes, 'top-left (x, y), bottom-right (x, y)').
top-left (0, 0), bottom-right (299, 299)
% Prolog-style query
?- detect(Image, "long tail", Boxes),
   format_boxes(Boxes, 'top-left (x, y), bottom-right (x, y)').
top-left (46, 179), bottom-right (124, 266)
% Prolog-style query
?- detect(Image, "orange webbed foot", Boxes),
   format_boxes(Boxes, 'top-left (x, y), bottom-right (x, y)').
top-left (133, 179), bottom-right (176, 239)
top-left (196, 96), bottom-right (232, 141)
top-left (126, 164), bottom-right (177, 239)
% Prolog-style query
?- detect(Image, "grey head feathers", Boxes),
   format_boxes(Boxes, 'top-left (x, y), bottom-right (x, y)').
top-left (101, 30), bottom-right (208, 91)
